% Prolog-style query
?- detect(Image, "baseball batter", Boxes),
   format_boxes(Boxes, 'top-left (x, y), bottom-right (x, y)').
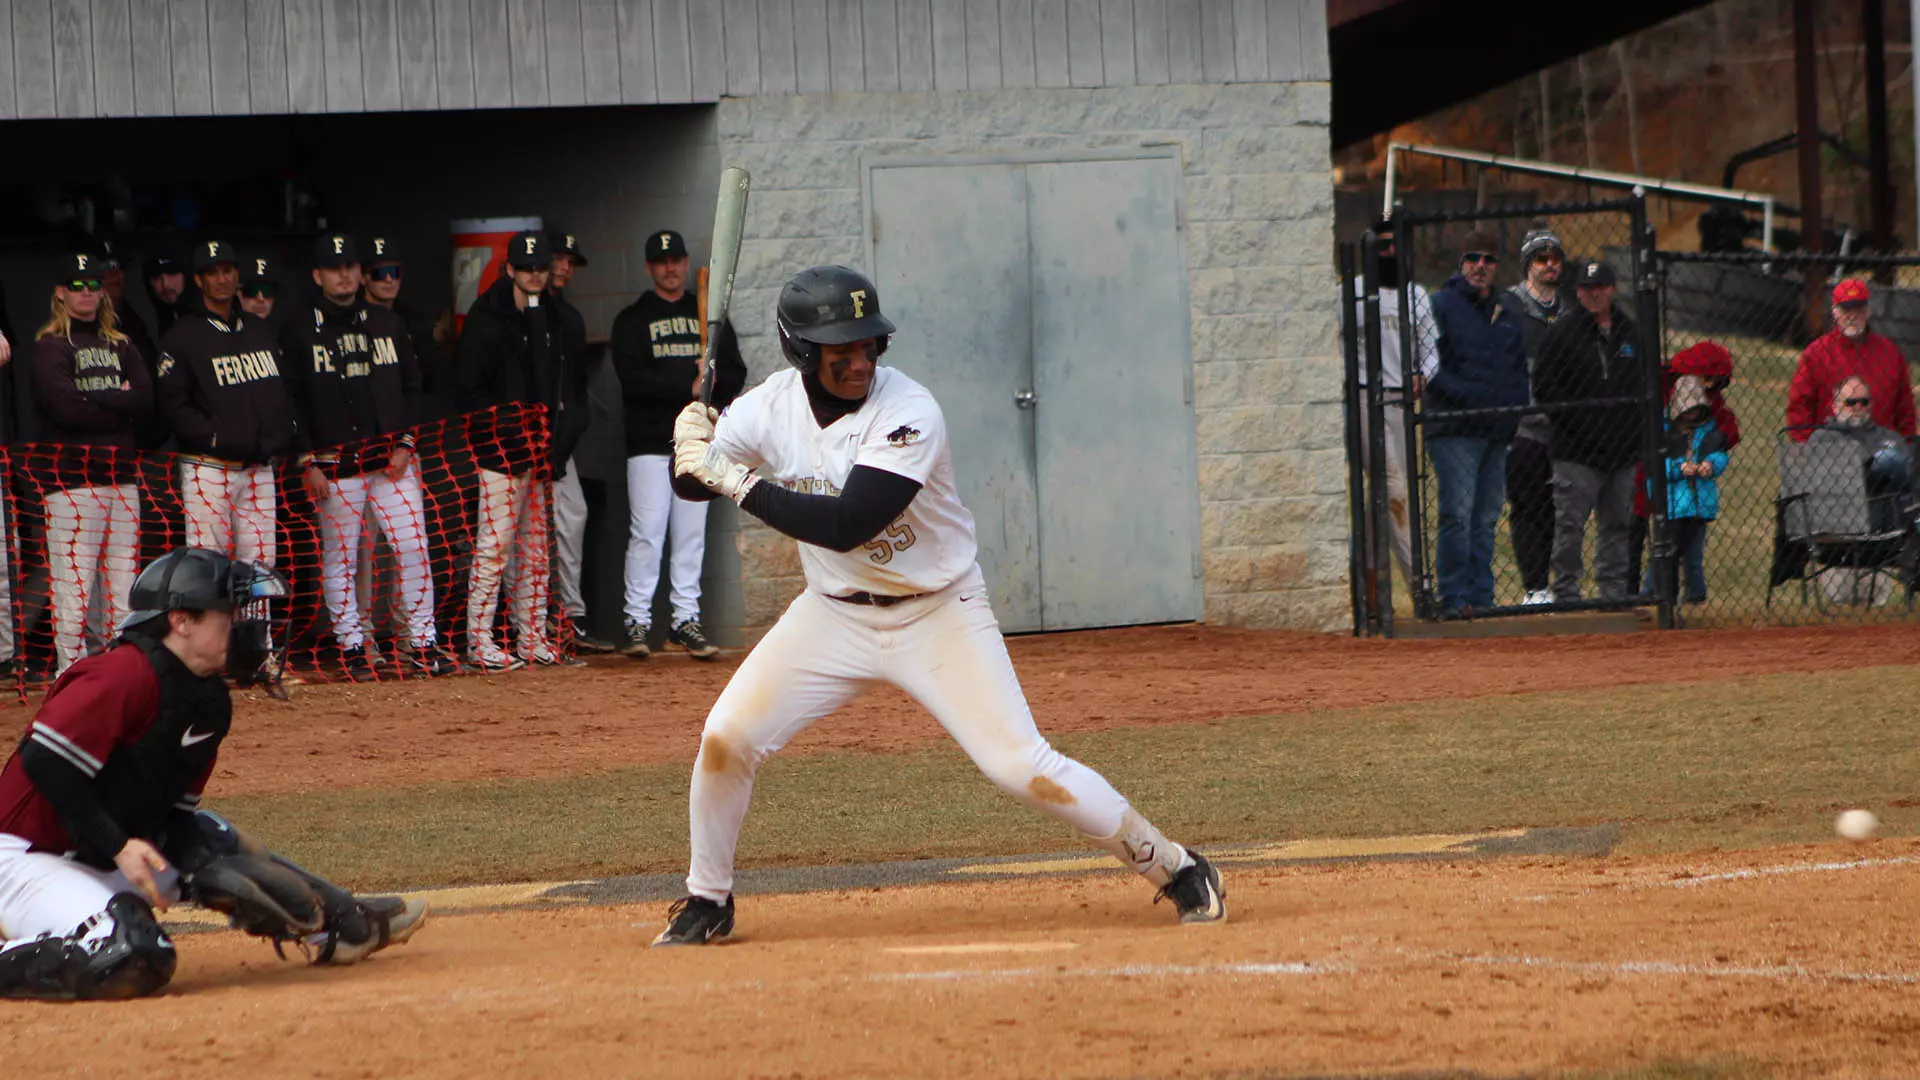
top-left (0, 548), bottom-right (426, 999)
top-left (651, 266), bottom-right (1224, 946)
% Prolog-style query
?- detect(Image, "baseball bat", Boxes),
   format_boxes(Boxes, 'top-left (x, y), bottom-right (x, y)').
top-left (698, 166), bottom-right (751, 406)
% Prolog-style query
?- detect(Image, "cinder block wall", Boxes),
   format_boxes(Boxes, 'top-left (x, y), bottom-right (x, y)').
top-left (714, 83), bottom-right (1343, 639)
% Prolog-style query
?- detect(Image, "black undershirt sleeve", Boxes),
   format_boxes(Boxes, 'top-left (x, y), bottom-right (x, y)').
top-left (19, 740), bottom-right (128, 863)
top-left (738, 465), bottom-right (922, 552)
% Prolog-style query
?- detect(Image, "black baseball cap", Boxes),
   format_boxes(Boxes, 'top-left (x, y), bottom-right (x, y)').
top-left (55, 252), bottom-right (107, 284)
top-left (313, 233), bottom-right (360, 268)
top-left (242, 255), bottom-right (278, 283)
top-left (645, 230), bottom-right (688, 262)
top-left (506, 230), bottom-right (550, 270)
top-left (192, 240), bottom-right (239, 273)
top-left (366, 236), bottom-right (402, 265)
top-left (1576, 261), bottom-right (1617, 287)
top-left (551, 231), bottom-right (590, 266)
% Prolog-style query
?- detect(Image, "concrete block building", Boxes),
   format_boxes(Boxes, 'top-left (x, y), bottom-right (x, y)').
top-left (0, 0), bottom-right (1343, 642)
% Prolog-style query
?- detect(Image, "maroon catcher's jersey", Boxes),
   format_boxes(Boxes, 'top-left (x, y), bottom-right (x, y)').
top-left (0, 644), bottom-right (216, 855)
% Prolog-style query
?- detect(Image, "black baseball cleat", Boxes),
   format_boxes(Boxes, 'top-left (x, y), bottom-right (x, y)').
top-left (621, 621), bottom-right (651, 659)
top-left (651, 895), bottom-right (734, 946)
top-left (409, 648), bottom-right (459, 678)
top-left (1156, 852), bottom-right (1227, 924)
top-left (669, 619), bottom-right (720, 660)
top-left (341, 645), bottom-right (379, 683)
top-left (569, 616), bottom-right (616, 654)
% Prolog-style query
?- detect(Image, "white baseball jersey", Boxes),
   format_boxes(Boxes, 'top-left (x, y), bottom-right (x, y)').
top-left (713, 367), bottom-right (977, 597)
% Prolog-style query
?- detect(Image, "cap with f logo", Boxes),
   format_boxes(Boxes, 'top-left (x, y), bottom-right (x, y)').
top-left (645, 229), bottom-right (688, 263)
top-left (192, 239), bottom-right (239, 273)
top-left (506, 230), bottom-right (551, 270)
top-left (313, 233), bottom-right (361, 268)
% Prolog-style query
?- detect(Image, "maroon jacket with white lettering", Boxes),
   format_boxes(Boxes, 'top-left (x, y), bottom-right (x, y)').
top-left (0, 640), bottom-right (228, 868)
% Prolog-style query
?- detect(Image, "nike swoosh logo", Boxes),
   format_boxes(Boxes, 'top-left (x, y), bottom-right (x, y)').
top-left (180, 728), bottom-right (216, 748)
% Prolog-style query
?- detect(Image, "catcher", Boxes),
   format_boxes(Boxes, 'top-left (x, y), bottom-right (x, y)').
top-left (0, 547), bottom-right (427, 1000)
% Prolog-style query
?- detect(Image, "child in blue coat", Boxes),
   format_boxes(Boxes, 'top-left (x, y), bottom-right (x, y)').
top-left (1648, 375), bottom-right (1730, 603)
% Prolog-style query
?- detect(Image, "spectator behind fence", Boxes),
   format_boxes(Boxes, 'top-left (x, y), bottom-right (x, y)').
top-left (1426, 229), bottom-right (1530, 617)
top-left (29, 253), bottom-right (147, 676)
top-left (99, 241), bottom-right (154, 373)
top-left (1646, 376), bottom-right (1728, 605)
top-left (610, 229), bottom-right (746, 659)
top-left (1630, 341), bottom-right (1743, 586)
top-left (1346, 216), bottom-right (1438, 600)
top-left (545, 232), bottom-right (612, 655)
top-left (156, 240), bottom-right (296, 698)
top-left (1808, 376), bottom-right (1914, 606)
top-left (143, 242), bottom-right (188, 340)
top-left (452, 230), bottom-right (582, 672)
top-left (362, 237), bottom-right (453, 421)
top-left (1534, 261), bottom-right (1642, 602)
top-left (281, 233), bottom-right (450, 682)
top-left (1787, 280), bottom-right (1916, 441)
top-left (1503, 224), bottom-right (1568, 607)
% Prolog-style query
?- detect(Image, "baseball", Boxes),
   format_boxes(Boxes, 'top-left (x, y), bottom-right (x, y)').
top-left (1836, 809), bottom-right (1879, 841)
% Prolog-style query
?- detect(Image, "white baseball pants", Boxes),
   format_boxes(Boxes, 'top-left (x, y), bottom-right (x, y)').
top-left (45, 484), bottom-right (139, 674)
top-left (0, 495), bottom-right (18, 665)
top-left (467, 469), bottom-right (551, 656)
top-left (178, 463), bottom-right (276, 568)
top-left (552, 459), bottom-right (588, 619)
top-left (623, 454), bottom-right (706, 627)
top-left (0, 834), bottom-right (180, 944)
top-left (318, 468), bottom-right (435, 650)
top-left (684, 566), bottom-right (1191, 902)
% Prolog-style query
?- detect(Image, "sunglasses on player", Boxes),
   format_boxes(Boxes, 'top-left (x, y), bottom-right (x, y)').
top-left (367, 265), bottom-right (402, 282)
top-left (1462, 252), bottom-right (1500, 265)
top-left (62, 279), bottom-right (103, 293)
top-left (241, 283), bottom-right (278, 300)
top-left (1843, 396), bottom-right (1872, 407)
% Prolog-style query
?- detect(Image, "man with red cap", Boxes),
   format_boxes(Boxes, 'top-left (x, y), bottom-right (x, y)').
top-left (1785, 280), bottom-right (1915, 440)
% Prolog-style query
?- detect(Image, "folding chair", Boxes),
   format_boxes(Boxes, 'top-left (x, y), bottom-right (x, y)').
top-left (1770, 429), bottom-right (1916, 612)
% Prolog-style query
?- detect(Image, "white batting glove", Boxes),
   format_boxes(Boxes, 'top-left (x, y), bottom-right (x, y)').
top-left (673, 401), bottom-right (718, 445)
top-left (674, 438), bottom-right (758, 502)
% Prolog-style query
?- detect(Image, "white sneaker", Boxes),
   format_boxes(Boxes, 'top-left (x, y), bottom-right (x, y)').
top-left (1523, 589), bottom-right (1554, 606)
top-left (467, 644), bottom-right (526, 673)
top-left (520, 643), bottom-right (562, 666)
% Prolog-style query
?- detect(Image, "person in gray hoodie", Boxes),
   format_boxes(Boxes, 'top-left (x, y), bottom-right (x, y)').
top-left (1503, 225), bottom-right (1567, 606)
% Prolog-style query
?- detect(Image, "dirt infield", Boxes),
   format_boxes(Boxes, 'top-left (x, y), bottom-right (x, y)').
top-left (7, 841), bottom-right (1916, 1079)
top-left (1, 621), bottom-right (1910, 798)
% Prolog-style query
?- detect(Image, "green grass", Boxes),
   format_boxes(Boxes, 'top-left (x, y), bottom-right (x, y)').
top-left (228, 665), bottom-right (1920, 891)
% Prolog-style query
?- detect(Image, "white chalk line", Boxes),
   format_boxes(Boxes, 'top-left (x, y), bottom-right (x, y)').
top-left (1647, 854), bottom-right (1920, 889)
top-left (1445, 952), bottom-right (1920, 986)
top-left (869, 960), bottom-right (1327, 984)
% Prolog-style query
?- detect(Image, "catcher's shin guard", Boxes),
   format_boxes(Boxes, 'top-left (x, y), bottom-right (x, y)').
top-left (0, 893), bottom-right (176, 1001)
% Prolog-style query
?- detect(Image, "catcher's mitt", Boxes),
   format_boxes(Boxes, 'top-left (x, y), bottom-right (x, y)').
top-left (185, 854), bottom-right (325, 952)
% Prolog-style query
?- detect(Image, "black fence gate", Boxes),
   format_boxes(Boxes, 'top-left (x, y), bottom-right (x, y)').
top-left (1342, 196), bottom-right (1673, 635)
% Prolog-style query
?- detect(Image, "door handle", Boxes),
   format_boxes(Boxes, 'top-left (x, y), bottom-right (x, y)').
top-left (1014, 388), bottom-right (1037, 409)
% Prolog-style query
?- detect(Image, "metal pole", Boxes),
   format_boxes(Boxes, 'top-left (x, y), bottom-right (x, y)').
top-left (1339, 244), bottom-right (1369, 637)
top-left (1396, 204), bottom-right (1432, 622)
top-left (1794, 0), bottom-right (1827, 332)
top-left (1383, 146), bottom-right (1399, 220)
top-left (1864, 0), bottom-right (1895, 263)
top-left (1631, 194), bottom-right (1675, 631)
top-left (1362, 235), bottom-right (1393, 638)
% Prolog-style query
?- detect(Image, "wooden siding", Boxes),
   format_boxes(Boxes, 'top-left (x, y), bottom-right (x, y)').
top-left (0, 0), bottom-right (1327, 120)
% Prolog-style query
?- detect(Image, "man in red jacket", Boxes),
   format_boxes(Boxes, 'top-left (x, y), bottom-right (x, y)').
top-left (1786, 280), bottom-right (1916, 440)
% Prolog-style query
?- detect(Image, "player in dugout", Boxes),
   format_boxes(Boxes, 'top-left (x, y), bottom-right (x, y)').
top-left (652, 265), bottom-right (1224, 946)
top-left (0, 548), bottom-right (427, 1000)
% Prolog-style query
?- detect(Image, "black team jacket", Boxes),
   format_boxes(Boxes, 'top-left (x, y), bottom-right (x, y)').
top-left (156, 302), bottom-right (297, 467)
top-left (452, 276), bottom-right (585, 478)
top-left (279, 293), bottom-right (423, 476)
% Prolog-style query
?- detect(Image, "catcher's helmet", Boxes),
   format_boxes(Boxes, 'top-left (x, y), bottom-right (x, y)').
top-left (776, 265), bottom-right (896, 375)
top-left (119, 548), bottom-right (290, 680)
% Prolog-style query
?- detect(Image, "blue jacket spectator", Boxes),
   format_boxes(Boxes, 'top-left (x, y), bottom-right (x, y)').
top-left (1648, 376), bottom-right (1729, 604)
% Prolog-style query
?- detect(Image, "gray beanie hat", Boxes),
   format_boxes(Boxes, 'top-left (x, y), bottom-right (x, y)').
top-left (1519, 225), bottom-right (1564, 263)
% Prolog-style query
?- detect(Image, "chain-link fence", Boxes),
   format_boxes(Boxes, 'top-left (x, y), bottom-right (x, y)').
top-left (1343, 197), bottom-right (1674, 633)
top-left (1656, 251), bottom-right (1920, 625)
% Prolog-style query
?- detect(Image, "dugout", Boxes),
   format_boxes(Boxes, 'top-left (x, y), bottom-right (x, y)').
top-left (0, 1), bottom-right (1345, 649)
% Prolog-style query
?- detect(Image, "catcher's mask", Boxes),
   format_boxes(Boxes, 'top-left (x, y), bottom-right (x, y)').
top-left (776, 265), bottom-right (896, 376)
top-left (118, 547), bottom-right (290, 682)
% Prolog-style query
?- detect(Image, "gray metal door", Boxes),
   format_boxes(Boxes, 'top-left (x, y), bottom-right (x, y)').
top-left (870, 163), bottom-right (1043, 630)
top-left (1027, 158), bottom-right (1201, 628)
top-left (870, 153), bottom-right (1201, 632)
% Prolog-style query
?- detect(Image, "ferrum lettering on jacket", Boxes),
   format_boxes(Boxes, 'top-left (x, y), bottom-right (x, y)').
top-left (648, 316), bottom-right (702, 359)
top-left (73, 346), bottom-right (128, 393)
top-left (210, 349), bottom-right (281, 387)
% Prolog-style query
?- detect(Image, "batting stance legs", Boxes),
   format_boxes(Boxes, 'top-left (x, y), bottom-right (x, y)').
top-left (686, 571), bottom-right (1197, 905)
